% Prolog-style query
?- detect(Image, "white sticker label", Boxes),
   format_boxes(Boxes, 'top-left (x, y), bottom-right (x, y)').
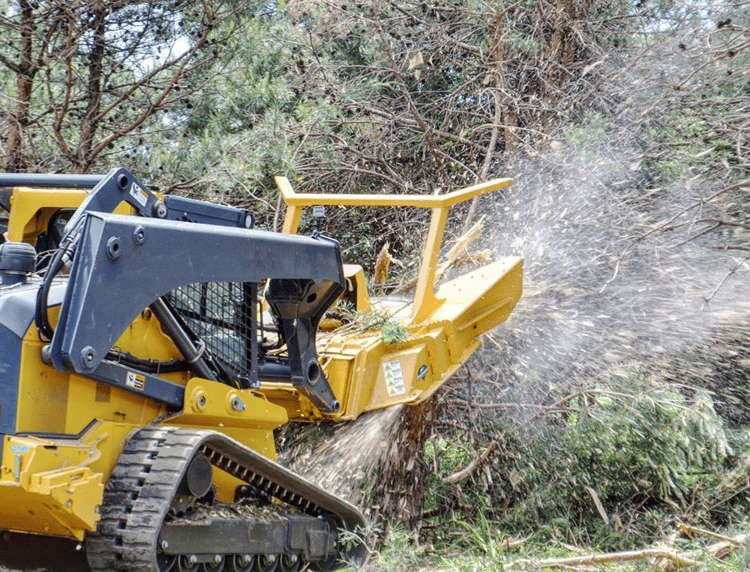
top-left (129, 183), bottom-right (149, 207)
top-left (383, 360), bottom-right (406, 396)
top-left (126, 371), bottom-right (146, 391)
top-left (10, 445), bottom-right (29, 453)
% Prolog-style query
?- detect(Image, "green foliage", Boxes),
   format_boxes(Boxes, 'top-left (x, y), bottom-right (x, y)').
top-left (357, 532), bottom-right (750, 572)
top-left (0, 0), bottom-right (246, 173)
top-left (422, 382), bottom-right (749, 551)
top-left (146, 11), bottom-right (335, 221)
top-left (328, 301), bottom-right (412, 345)
top-left (346, 307), bottom-right (409, 345)
top-left (498, 388), bottom-right (747, 548)
top-left (423, 436), bottom-right (492, 541)
top-left (369, 524), bottom-right (426, 572)
top-left (379, 321), bottom-right (408, 345)
top-left (564, 110), bottom-right (610, 156)
top-left (642, 105), bottom-right (737, 187)
top-left (455, 511), bottom-right (503, 561)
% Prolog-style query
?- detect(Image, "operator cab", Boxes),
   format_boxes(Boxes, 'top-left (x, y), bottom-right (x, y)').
top-left (34, 209), bottom-right (74, 254)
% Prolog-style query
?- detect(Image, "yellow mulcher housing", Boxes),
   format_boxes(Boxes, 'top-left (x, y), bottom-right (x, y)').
top-left (268, 177), bottom-right (522, 421)
top-left (0, 168), bottom-right (522, 572)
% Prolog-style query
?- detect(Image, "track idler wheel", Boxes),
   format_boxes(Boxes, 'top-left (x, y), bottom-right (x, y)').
top-left (254, 554), bottom-right (278, 572)
top-left (201, 556), bottom-right (225, 572)
top-left (178, 554), bottom-right (200, 572)
top-left (278, 554), bottom-right (301, 572)
top-left (182, 454), bottom-right (214, 497)
top-left (226, 555), bottom-right (254, 572)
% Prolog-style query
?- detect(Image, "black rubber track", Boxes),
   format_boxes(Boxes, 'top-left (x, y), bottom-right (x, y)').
top-left (85, 426), bottom-right (366, 572)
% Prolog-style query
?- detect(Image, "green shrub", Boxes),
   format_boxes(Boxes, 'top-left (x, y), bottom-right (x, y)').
top-left (499, 387), bottom-right (748, 548)
top-left (424, 383), bottom-right (749, 551)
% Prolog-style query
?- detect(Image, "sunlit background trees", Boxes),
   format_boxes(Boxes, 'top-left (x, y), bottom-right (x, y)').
top-left (2, 0), bottom-right (749, 563)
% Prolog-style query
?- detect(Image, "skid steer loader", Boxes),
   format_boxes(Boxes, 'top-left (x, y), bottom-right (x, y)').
top-left (0, 167), bottom-right (522, 572)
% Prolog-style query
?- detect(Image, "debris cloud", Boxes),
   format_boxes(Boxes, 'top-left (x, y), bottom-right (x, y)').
top-left (475, 144), bottom-right (750, 427)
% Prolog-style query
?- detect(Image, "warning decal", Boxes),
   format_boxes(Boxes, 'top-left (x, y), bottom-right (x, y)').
top-left (129, 183), bottom-right (149, 207)
top-left (126, 371), bottom-right (146, 391)
top-left (383, 360), bottom-right (406, 396)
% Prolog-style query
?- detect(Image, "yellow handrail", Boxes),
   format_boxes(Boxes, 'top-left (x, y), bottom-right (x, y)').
top-left (276, 177), bottom-right (511, 211)
top-left (274, 176), bottom-right (512, 323)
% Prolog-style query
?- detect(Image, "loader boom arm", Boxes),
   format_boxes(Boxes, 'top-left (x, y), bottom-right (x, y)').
top-left (36, 169), bottom-right (346, 413)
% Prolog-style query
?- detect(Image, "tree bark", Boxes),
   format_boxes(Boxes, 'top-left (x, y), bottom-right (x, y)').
top-left (5, 0), bottom-right (37, 172)
top-left (76, 3), bottom-right (108, 173)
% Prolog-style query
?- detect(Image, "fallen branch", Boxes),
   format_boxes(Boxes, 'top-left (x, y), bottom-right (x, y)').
top-left (676, 523), bottom-right (748, 560)
top-left (510, 548), bottom-right (698, 570)
top-left (704, 536), bottom-right (749, 560)
top-left (511, 528), bottom-right (749, 571)
top-left (677, 522), bottom-right (744, 545)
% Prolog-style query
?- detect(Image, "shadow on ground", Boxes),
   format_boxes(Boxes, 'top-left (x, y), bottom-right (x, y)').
top-left (0, 531), bottom-right (89, 572)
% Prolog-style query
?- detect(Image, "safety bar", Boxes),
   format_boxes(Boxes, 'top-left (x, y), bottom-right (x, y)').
top-left (0, 174), bottom-right (104, 188)
top-left (275, 176), bottom-right (512, 322)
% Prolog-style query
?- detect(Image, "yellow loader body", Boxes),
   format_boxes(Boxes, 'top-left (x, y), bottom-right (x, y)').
top-left (0, 169), bottom-right (521, 570)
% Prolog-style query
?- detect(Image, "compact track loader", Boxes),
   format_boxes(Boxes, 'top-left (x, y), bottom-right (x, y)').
top-left (0, 167), bottom-right (522, 572)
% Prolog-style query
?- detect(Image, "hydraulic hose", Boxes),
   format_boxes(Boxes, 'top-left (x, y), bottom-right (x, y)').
top-left (149, 297), bottom-right (220, 382)
top-left (34, 248), bottom-right (66, 341)
top-left (34, 220), bottom-right (83, 341)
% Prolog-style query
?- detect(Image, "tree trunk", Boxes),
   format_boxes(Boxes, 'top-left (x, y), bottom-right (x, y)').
top-left (76, 4), bottom-right (108, 174)
top-left (4, 0), bottom-right (36, 172)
